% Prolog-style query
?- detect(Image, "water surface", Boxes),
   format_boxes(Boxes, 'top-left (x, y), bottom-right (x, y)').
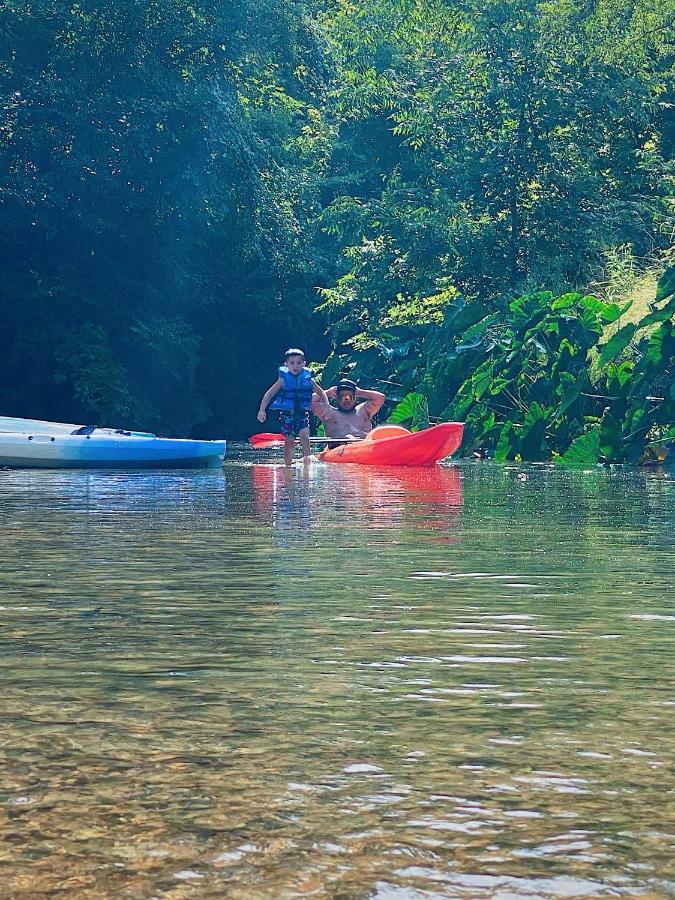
top-left (0, 451), bottom-right (673, 897)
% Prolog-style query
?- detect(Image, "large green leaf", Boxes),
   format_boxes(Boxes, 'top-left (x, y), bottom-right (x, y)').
top-left (494, 422), bottom-right (516, 461)
top-left (636, 295), bottom-right (675, 328)
top-left (471, 367), bottom-right (493, 401)
top-left (551, 292), bottom-right (582, 311)
top-left (655, 266), bottom-right (675, 303)
top-left (646, 323), bottom-right (667, 365)
top-left (579, 295), bottom-right (632, 324)
top-left (557, 427), bottom-right (601, 466)
top-left (554, 376), bottom-right (582, 419)
top-left (387, 392), bottom-right (429, 430)
top-left (597, 323), bottom-right (636, 367)
top-left (605, 360), bottom-right (634, 389)
top-left (519, 402), bottom-right (550, 461)
top-left (320, 353), bottom-right (349, 387)
top-left (600, 411), bottom-right (623, 463)
top-left (600, 301), bottom-right (633, 324)
top-left (446, 334), bottom-right (487, 358)
top-left (509, 294), bottom-right (548, 327)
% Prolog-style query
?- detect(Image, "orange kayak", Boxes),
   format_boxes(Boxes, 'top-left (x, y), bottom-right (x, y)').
top-left (317, 423), bottom-right (464, 467)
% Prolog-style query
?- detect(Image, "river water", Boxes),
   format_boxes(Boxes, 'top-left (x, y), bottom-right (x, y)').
top-left (0, 449), bottom-right (673, 898)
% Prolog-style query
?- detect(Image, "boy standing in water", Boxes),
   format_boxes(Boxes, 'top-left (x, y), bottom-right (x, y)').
top-left (257, 349), bottom-right (328, 466)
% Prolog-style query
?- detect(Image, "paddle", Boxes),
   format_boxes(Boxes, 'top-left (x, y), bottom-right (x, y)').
top-left (249, 432), bottom-right (355, 449)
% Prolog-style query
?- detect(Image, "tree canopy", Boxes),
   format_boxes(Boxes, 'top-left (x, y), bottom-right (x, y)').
top-left (1, 0), bottom-right (673, 455)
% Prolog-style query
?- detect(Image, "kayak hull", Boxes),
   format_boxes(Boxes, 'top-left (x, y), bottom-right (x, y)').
top-left (317, 423), bottom-right (463, 467)
top-left (0, 429), bottom-right (226, 469)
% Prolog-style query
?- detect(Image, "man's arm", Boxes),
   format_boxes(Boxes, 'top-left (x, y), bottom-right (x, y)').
top-left (311, 379), bottom-right (329, 408)
top-left (311, 389), bottom-right (330, 421)
top-left (356, 386), bottom-right (385, 415)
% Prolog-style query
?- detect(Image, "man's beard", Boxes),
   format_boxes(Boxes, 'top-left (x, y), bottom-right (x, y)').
top-left (337, 401), bottom-right (356, 414)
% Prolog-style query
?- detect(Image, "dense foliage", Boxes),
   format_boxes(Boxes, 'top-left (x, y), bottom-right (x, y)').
top-left (317, 0), bottom-right (675, 464)
top-left (317, 0), bottom-right (673, 327)
top-left (343, 266), bottom-right (675, 463)
top-left (0, 0), bottom-right (331, 433)
top-left (1, 0), bottom-right (673, 452)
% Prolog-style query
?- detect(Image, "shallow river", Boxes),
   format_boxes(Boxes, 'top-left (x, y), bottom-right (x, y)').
top-left (0, 450), bottom-right (673, 898)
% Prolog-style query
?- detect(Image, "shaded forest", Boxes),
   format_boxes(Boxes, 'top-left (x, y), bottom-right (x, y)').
top-left (1, 0), bottom-right (673, 450)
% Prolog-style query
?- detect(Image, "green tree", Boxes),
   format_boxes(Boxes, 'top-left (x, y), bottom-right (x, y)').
top-left (0, 0), bottom-right (330, 433)
top-left (317, 0), bottom-right (673, 348)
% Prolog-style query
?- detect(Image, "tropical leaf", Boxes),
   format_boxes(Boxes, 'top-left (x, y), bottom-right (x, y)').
top-left (447, 334), bottom-right (486, 358)
top-left (637, 294), bottom-right (675, 328)
top-left (600, 300), bottom-right (633, 324)
top-left (494, 422), bottom-right (516, 461)
top-left (557, 427), bottom-right (601, 466)
top-left (579, 295), bottom-right (631, 324)
top-left (551, 292), bottom-right (581, 311)
top-left (554, 377), bottom-right (581, 418)
top-left (320, 352), bottom-right (349, 387)
top-left (646, 323), bottom-right (667, 365)
top-left (509, 294), bottom-right (547, 326)
top-left (519, 402), bottom-right (550, 461)
top-left (605, 360), bottom-right (634, 389)
top-left (471, 367), bottom-right (493, 400)
top-left (600, 411), bottom-right (623, 462)
top-left (379, 340), bottom-right (413, 359)
top-left (597, 323), bottom-right (636, 366)
top-left (387, 392), bottom-right (429, 430)
top-left (655, 265), bottom-right (675, 303)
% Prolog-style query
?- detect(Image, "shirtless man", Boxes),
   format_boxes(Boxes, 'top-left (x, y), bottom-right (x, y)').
top-left (312, 378), bottom-right (385, 440)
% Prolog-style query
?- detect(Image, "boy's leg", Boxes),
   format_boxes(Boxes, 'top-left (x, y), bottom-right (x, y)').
top-left (279, 412), bottom-right (295, 466)
top-left (298, 426), bottom-right (311, 459)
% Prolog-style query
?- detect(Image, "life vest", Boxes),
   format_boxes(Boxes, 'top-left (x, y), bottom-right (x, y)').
top-left (269, 366), bottom-right (313, 413)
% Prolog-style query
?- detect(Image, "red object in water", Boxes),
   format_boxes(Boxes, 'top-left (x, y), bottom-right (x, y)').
top-left (317, 423), bottom-right (464, 467)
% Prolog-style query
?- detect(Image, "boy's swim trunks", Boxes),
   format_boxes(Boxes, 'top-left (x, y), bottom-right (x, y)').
top-left (279, 410), bottom-right (310, 438)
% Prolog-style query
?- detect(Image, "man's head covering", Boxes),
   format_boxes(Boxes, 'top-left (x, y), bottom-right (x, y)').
top-left (336, 378), bottom-right (357, 395)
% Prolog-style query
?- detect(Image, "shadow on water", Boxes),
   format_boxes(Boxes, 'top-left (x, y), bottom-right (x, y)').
top-left (0, 456), bottom-right (673, 897)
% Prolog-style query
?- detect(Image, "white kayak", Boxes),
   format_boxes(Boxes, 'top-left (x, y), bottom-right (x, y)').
top-left (0, 415), bottom-right (154, 437)
top-left (0, 417), bottom-right (226, 469)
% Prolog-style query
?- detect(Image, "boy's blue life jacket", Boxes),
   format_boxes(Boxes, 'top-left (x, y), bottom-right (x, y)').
top-left (269, 366), bottom-right (314, 413)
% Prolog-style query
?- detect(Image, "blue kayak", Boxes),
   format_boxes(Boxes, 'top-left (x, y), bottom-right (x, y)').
top-left (0, 417), bottom-right (226, 469)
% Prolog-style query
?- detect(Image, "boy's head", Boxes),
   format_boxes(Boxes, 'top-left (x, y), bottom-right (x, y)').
top-left (284, 348), bottom-right (306, 374)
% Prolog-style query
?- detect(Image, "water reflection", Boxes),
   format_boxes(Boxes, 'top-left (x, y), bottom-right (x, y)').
top-left (251, 462), bottom-right (463, 534)
top-left (0, 456), bottom-right (672, 897)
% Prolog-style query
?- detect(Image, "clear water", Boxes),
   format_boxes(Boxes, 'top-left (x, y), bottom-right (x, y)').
top-left (0, 449), bottom-right (673, 898)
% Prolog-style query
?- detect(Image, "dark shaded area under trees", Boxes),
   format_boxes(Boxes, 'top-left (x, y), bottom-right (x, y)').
top-left (1, 0), bottom-right (331, 436)
top-left (1, 0), bottom-right (673, 445)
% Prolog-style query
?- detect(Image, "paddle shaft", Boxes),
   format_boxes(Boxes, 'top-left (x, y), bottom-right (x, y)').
top-left (264, 436), bottom-right (353, 444)
top-left (249, 432), bottom-right (357, 448)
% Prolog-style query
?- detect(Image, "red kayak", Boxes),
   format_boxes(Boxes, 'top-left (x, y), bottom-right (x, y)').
top-left (317, 423), bottom-right (464, 467)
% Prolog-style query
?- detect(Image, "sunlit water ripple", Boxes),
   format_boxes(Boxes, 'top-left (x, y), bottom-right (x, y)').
top-left (0, 448), bottom-right (673, 898)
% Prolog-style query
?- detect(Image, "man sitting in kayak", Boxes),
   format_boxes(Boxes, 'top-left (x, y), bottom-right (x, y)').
top-left (312, 379), bottom-right (385, 440)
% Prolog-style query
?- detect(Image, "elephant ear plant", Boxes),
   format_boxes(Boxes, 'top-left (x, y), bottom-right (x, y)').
top-left (597, 265), bottom-right (675, 464)
top-left (321, 271), bottom-right (674, 466)
top-left (441, 291), bottom-right (628, 462)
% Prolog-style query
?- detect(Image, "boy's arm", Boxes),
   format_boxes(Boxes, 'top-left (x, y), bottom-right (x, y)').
top-left (257, 377), bottom-right (283, 422)
top-left (356, 386), bottom-right (385, 415)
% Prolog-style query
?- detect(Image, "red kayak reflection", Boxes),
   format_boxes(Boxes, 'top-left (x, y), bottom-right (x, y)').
top-left (251, 462), bottom-right (462, 535)
top-left (325, 464), bottom-right (462, 535)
